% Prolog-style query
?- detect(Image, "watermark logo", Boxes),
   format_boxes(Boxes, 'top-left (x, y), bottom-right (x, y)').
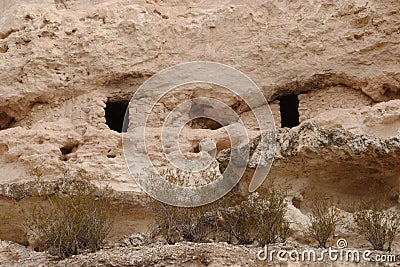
top-left (257, 238), bottom-right (397, 263)
top-left (122, 61), bottom-right (276, 207)
top-left (336, 238), bottom-right (347, 249)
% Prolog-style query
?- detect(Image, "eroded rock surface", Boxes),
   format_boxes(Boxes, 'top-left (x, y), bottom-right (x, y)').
top-left (0, 0), bottom-right (399, 260)
top-left (218, 122), bottom-right (400, 209)
top-left (0, 0), bottom-right (399, 188)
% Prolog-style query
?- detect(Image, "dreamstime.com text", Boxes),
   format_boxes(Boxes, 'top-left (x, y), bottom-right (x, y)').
top-left (257, 239), bottom-right (397, 263)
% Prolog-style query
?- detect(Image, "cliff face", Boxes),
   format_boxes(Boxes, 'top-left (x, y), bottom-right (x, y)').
top-left (0, 0), bottom-right (399, 189)
top-left (218, 122), bottom-right (400, 209)
top-left (0, 0), bottom-right (399, 258)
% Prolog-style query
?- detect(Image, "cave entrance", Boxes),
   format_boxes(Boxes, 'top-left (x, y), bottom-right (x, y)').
top-left (105, 100), bottom-right (129, 133)
top-left (278, 94), bottom-right (300, 128)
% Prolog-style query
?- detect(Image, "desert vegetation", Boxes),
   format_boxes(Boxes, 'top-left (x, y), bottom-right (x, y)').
top-left (217, 188), bottom-right (291, 246)
top-left (352, 193), bottom-right (400, 252)
top-left (24, 168), bottom-right (115, 259)
top-left (150, 179), bottom-right (291, 246)
top-left (150, 172), bottom-right (400, 254)
top-left (17, 168), bottom-right (399, 261)
top-left (307, 194), bottom-right (342, 248)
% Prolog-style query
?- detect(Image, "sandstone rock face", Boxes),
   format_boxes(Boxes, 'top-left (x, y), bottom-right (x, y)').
top-left (308, 99), bottom-right (400, 138)
top-left (218, 122), bottom-right (400, 209)
top-left (298, 85), bottom-right (374, 123)
top-left (0, 0), bottom-right (398, 190)
top-left (0, 0), bottom-right (399, 256)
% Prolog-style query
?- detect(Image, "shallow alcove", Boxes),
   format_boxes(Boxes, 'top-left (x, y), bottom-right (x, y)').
top-left (0, 112), bottom-right (15, 130)
top-left (60, 145), bottom-right (74, 156)
top-left (59, 143), bottom-right (79, 161)
top-left (188, 117), bottom-right (223, 130)
top-left (278, 94), bottom-right (300, 128)
top-left (104, 100), bottom-right (129, 133)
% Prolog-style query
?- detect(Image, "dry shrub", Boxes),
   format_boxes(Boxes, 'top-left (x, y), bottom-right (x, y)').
top-left (150, 171), bottom-right (291, 246)
top-left (307, 195), bottom-right (341, 248)
top-left (353, 195), bottom-right (400, 251)
top-left (149, 168), bottom-right (244, 244)
top-left (26, 168), bottom-right (115, 258)
top-left (149, 181), bottom-right (245, 244)
top-left (150, 201), bottom-right (216, 244)
top-left (0, 214), bottom-right (10, 225)
top-left (161, 167), bottom-right (220, 187)
top-left (218, 185), bottom-right (290, 246)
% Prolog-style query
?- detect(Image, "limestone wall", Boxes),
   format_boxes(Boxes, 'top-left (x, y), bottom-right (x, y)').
top-left (299, 86), bottom-right (374, 122)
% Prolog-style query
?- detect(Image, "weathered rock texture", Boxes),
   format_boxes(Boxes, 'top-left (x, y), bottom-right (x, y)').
top-left (0, 0), bottom-right (399, 260)
top-left (218, 122), bottom-right (400, 209)
top-left (0, 0), bottom-right (399, 189)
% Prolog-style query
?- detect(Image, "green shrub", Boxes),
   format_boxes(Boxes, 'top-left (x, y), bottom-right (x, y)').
top-left (353, 197), bottom-right (400, 251)
top-left (26, 169), bottom-right (115, 258)
top-left (307, 195), bottom-right (341, 248)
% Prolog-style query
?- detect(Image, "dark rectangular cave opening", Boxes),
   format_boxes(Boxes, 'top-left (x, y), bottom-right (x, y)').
top-left (278, 94), bottom-right (300, 128)
top-left (104, 100), bottom-right (129, 133)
